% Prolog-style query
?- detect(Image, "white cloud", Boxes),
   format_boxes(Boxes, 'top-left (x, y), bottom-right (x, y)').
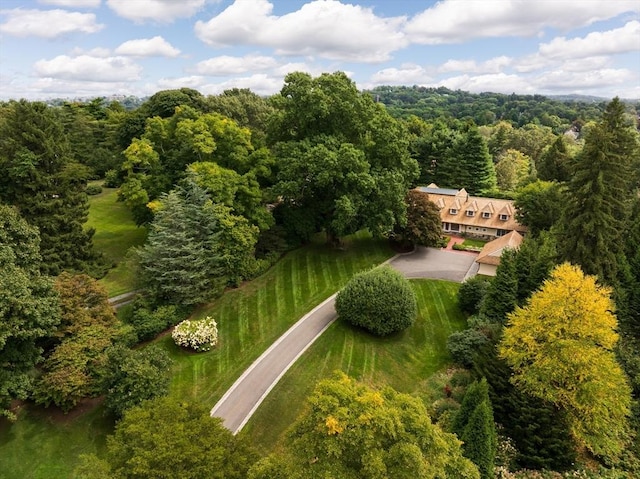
top-left (0, 8), bottom-right (103, 38)
top-left (194, 54), bottom-right (278, 76)
top-left (107, 0), bottom-right (207, 23)
top-left (438, 56), bottom-right (512, 74)
top-left (536, 68), bottom-right (636, 91)
top-left (34, 54), bottom-right (142, 82)
top-left (406, 0), bottom-right (640, 44)
top-left (115, 36), bottom-right (181, 57)
top-left (69, 46), bottom-right (111, 58)
top-left (30, 78), bottom-right (136, 96)
top-left (539, 21), bottom-right (640, 60)
top-left (155, 76), bottom-right (207, 90)
top-left (195, 0), bottom-right (407, 62)
top-left (201, 73), bottom-right (283, 96)
top-left (38, 0), bottom-right (101, 7)
top-left (370, 64), bottom-right (431, 85)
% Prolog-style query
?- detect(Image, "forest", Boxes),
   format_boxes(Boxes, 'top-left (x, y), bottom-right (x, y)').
top-left (1, 72), bottom-right (639, 478)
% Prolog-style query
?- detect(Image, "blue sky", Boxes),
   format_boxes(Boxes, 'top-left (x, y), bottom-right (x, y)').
top-left (1, 0), bottom-right (639, 100)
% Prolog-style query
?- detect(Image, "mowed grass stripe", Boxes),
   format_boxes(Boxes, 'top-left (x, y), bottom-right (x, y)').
top-left (164, 231), bottom-right (393, 407)
top-left (243, 279), bottom-right (466, 455)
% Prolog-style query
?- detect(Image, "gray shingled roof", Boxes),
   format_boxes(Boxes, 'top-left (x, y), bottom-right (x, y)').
top-left (416, 186), bottom-right (459, 196)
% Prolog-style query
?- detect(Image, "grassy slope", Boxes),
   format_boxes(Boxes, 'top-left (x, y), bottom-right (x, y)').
top-left (243, 279), bottom-right (466, 454)
top-left (162, 232), bottom-right (394, 406)
top-left (85, 184), bottom-right (147, 296)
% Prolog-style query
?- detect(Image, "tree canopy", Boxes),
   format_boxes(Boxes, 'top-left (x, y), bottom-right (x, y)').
top-left (250, 373), bottom-right (479, 479)
top-left (499, 263), bottom-right (632, 458)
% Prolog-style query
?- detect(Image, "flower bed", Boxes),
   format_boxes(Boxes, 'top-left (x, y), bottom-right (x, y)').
top-left (172, 316), bottom-right (218, 352)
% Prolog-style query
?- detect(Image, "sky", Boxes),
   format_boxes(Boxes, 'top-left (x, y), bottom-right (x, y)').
top-left (0, 0), bottom-right (639, 101)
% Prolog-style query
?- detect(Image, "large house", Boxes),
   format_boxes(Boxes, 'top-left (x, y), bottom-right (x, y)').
top-left (415, 184), bottom-right (527, 240)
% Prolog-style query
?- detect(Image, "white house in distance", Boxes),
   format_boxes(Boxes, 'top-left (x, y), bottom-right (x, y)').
top-left (415, 184), bottom-right (528, 240)
top-left (475, 230), bottom-right (524, 276)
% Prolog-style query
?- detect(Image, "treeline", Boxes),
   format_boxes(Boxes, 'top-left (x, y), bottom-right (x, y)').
top-left (367, 85), bottom-right (640, 130)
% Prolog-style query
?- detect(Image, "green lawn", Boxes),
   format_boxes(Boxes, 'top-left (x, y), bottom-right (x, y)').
top-left (242, 279), bottom-right (466, 454)
top-left (161, 231), bottom-right (394, 407)
top-left (86, 183), bottom-right (147, 296)
top-left (0, 403), bottom-right (111, 479)
top-left (461, 238), bottom-right (487, 248)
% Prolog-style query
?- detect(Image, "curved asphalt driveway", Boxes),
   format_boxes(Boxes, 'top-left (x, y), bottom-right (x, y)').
top-left (210, 247), bottom-right (478, 433)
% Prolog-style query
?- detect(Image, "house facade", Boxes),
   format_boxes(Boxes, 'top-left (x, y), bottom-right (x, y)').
top-left (415, 184), bottom-right (527, 240)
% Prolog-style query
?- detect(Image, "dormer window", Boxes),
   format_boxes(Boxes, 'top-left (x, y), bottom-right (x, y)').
top-left (482, 212), bottom-right (491, 219)
top-left (449, 208), bottom-right (458, 215)
top-left (499, 214), bottom-right (509, 221)
top-left (466, 210), bottom-right (475, 217)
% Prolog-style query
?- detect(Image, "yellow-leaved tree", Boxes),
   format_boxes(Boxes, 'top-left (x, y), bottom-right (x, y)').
top-left (499, 263), bottom-right (631, 459)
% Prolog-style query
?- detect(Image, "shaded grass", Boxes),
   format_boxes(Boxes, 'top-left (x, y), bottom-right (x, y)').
top-left (242, 279), bottom-right (466, 454)
top-left (462, 238), bottom-right (487, 248)
top-left (86, 183), bottom-right (147, 296)
top-left (0, 403), bottom-right (112, 479)
top-left (161, 231), bottom-right (394, 407)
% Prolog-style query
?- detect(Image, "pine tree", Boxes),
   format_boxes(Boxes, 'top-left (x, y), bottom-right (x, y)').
top-left (137, 180), bottom-right (224, 305)
top-left (462, 401), bottom-right (497, 479)
top-left (537, 135), bottom-right (572, 183)
top-left (0, 100), bottom-right (96, 275)
top-left (457, 124), bottom-right (497, 195)
top-left (560, 97), bottom-right (640, 286)
top-left (453, 378), bottom-right (490, 437)
top-left (480, 248), bottom-right (518, 323)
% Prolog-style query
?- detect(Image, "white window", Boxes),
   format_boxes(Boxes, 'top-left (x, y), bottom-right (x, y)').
top-left (482, 212), bottom-right (491, 218)
top-left (466, 210), bottom-right (475, 217)
top-left (499, 214), bottom-right (509, 221)
top-left (449, 208), bottom-right (457, 215)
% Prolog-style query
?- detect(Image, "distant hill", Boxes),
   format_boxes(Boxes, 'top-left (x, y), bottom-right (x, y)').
top-left (365, 85), bottom-right (639, 128)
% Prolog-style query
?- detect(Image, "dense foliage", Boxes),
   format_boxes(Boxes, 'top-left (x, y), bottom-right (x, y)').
top-left (249, 373), bottom-right (479, 479)
top-left (499, 263), bottom-right (632, 458)
top-left (335, 266), bottom-right (417, 336)
top-left (172, 316), bottom-right (219, 352)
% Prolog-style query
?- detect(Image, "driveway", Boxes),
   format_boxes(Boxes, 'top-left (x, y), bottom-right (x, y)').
top-left (390, 246), bottom-right (479, 282)
top-left (211, 246), bottom-right (479, 433)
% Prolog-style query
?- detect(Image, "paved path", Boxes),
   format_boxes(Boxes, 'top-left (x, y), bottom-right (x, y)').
top-left (211, 247), bottom-right (478, 433)
top-left (108, 290), bottom-right (140, 310)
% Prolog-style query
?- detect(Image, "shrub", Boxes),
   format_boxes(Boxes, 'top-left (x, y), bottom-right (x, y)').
top-left (447, 328), bottom-right (489, 367)
top-left (172, 316), bottom-right (219, 352)
top-left (86, 184), bottom-right (103, 195)
top-left (335, 266), bottom-right (417, 336)
top-left (126, 303), bottom-right (184, 342)
top-left (458, 276), bottom-right (491, 315)
top-left (102, 169), bottom-right (121, 188)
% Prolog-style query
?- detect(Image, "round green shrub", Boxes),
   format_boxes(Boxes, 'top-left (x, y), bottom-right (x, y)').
top-left (86, 184), bottom-right (103, 195)
top-left (335, 265), bottom-right (417, 336)
top-left (458, 276), bottom-right (490, 315)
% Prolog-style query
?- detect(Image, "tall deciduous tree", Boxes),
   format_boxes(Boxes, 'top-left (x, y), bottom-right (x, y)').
top-left (270, 72), bottom-right (418, 244)
top-left (393, 190), bottom-right (443, 247)
top-left (537, 135), bottom-right (573, 183)
top-left (0, 204), bottom-right (60, 419)
top-left (0, 100), bottom-right (96, 275)
top-left (559, 97), bottom-right (640, 286)
top-left (250, 373), bottom-right (479, 479)
top-left (499, 263), bottom-right (632, 458)
top-left (75, 396), bottom-right (256, 479)
top-left (514, 180), bottom-right (564, 236)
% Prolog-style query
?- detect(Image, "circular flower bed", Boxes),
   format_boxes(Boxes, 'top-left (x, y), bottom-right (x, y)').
top-left (172, 316), bottom-right (218, 352)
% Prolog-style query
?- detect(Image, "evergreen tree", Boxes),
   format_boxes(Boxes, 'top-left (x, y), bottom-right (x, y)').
top-left (560, 97), bottom-right (640, 286)
top-left (0, 204), bottom-right (60, 419)
top-left (513, 232), bottom-right (558, 304)
top-left (137, 179), bottom-right (224, 305)
top-left (537, 135), bottom-right (572, 183)
top-left (453, 378), bottom-right (491, 437)
top-left (462, 401), bottom-right (497, 479)
top-left (480, 248), bottom-right (518, 323)
top-left (453, 124), bottom-right (497, 195)
top-left (473, 345), bottom-right (576, 471)
top-left (0, 100), bottom-right (96, 275)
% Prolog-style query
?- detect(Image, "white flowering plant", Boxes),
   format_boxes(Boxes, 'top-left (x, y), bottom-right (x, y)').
top-left (172, 316), bottom-right (219, 352)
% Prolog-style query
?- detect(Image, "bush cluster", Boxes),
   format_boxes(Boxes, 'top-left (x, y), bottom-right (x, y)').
top-left (85, 184), bottom-right (103, 195)
top-left (335, 266), bottom-right (417, 336)
top-left (172, 316), bottom-right (219, 352)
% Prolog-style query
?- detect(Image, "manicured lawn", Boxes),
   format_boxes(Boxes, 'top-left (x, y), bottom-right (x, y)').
top-left (462, 238), bottom-right (487, 248)
top-left (162, 231), bottom-right (394, 407)
top-left (243, 279), bottom-right (466, 454)
top-left (0, 403), bottom-right (111, 479)
top-left (86, 183), bottom-right (147, 296)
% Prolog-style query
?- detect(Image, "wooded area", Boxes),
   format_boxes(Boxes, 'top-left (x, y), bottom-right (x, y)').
top-left (1, 74), bottom-right (639, 478)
